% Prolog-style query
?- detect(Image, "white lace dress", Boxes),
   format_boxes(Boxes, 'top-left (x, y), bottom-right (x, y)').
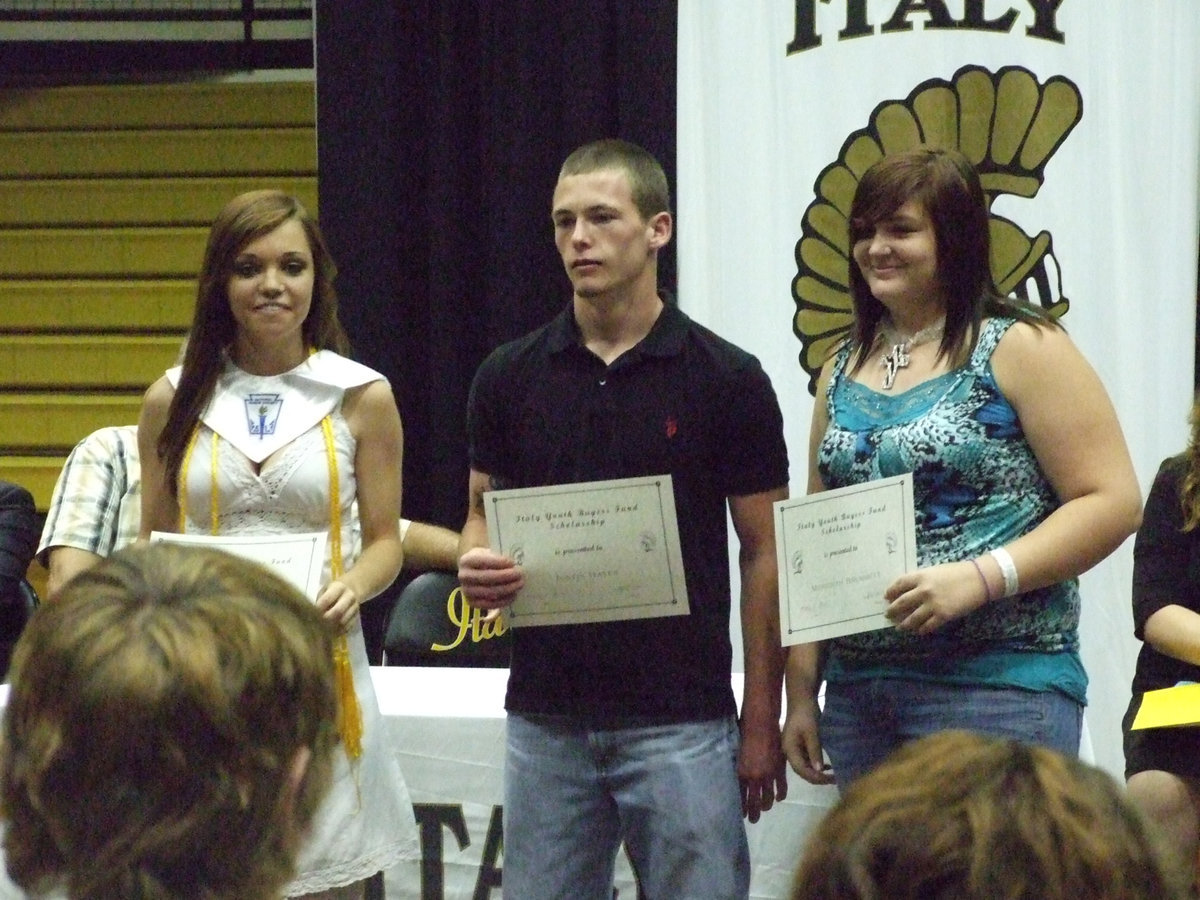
top-left (176, 360), bottom-right (419, 895)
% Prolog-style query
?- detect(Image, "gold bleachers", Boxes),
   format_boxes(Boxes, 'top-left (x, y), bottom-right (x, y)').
top-left (0, 80), bottom-right (317, 594)
top-left (0, 176), bottom-right (320, 226)
top-left (0, 82), bottom-right (315, 130)
top-left (0, 394), bottom-right (143, 446)
top-left (0, 127), bottom-right (317, 178)
top-left (0, 226), bottom-right (207, 277)
top-left (3, 335), bottom-right (187, 389)
top-left (1, 280), bottom-right (195, 331)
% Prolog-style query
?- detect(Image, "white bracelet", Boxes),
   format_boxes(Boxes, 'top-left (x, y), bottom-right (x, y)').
top-left (988, 547), bottom-right (1019, 598)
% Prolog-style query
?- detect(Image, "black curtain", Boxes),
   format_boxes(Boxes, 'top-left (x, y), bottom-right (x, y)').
top-left (314, 2), bottom-right (677, 531)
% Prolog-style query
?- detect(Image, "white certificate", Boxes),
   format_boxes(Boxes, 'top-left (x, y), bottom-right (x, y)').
top-left (149, 531), bottom-right (328, 601)
top-left (774, 473), bottom-right (917, 645)
top-left (483, 475), bottom-right (689, 627)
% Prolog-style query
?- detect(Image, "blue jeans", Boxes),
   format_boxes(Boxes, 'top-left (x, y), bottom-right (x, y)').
top-left (820, 678), bottom-right (1083, 790)
top-left (502, 713), bottom-right (749, 900)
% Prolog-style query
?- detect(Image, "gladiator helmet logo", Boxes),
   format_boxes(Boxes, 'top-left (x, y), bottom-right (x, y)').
top-left (791, 64), bottom-right (1083, 394)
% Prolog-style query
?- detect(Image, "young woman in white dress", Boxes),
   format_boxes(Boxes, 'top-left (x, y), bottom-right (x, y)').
top-left (139, 190), bottom-right (418, 899)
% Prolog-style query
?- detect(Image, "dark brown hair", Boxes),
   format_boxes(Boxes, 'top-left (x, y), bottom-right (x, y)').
top-left (1177, 395), bottom-right (1200, 532)
top-left (846, 147), bottom-right (1055, 374)
top-left (158, 190), bottom-right (350, 496)
top-left (559, 138), bottom-right (671, 221)
top-left (791, 730), bottom-right (1189, 900)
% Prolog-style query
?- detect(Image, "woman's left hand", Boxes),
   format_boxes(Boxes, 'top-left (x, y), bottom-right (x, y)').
top-left (316, 580), bottom-right (361, 630)
top-left (883, 562), bottom-right (989, 634)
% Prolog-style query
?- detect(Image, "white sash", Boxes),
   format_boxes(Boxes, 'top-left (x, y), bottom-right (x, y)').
top-left (166, 350), bottom-right (384, 464)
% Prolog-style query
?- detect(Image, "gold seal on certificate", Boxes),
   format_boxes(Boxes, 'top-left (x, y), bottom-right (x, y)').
top-left (150, 531), bottom-right (328, 601)
top-left (773, 473), bottom-right (917, 645)
top-left (483, 475), bottom-right (689, 627)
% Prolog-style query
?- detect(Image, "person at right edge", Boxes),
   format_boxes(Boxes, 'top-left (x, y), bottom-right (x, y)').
top-left (782, 146), bottom-right (1142, 790)
top-left (1123, 396), bottom-right (1200, 894)
top-left (458, 139), bottom-right (790, 899)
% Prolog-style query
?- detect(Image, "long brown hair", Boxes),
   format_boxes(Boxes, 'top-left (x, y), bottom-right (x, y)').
top-left (846, 147), bottom-right (1056, 375)
top-left (158, 190), bottom-right (350, 497)
top-left (1178, 395), bottom-right (1200, 532)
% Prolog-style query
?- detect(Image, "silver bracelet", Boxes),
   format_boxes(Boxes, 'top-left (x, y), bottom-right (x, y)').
top-left (988, 547), bottom-right (1019, 598)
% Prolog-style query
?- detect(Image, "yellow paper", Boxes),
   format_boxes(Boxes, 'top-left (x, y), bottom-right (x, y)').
top-left (1131, 683), bottom-right (1200, 730)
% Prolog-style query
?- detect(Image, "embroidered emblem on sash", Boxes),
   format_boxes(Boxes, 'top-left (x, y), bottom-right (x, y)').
top-left (245, 393), bottom-right (283, 440)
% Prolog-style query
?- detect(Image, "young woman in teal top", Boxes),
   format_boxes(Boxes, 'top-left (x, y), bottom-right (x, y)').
top-left (782, 147), bottom-right (1142, 789)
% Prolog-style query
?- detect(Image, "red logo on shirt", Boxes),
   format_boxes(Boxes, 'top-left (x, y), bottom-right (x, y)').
top-left (665, 417), bottom-right (678, 439)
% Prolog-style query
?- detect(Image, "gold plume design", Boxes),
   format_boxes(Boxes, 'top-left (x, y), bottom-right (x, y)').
top-left (792, 65), bottom-right (1082, 394)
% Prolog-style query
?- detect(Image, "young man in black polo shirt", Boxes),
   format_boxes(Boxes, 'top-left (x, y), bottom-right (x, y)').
top-left (458, 139), bottom-right (790, 899)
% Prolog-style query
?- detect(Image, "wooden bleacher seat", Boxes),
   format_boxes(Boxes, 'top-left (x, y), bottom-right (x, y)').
top-left (0, 176), bottom-right (318, 227)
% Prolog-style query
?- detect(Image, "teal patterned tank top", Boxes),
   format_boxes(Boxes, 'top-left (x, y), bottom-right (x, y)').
top-left (818, 317), bottom-right (1081, 669)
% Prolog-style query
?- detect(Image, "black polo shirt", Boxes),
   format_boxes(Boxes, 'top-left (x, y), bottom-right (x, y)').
top-left (467, 301), bottom-right (789, 722)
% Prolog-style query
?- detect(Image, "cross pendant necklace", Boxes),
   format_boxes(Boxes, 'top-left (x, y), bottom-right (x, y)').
top-left (881, 342), bottom-right (910, 390)
top-left (878, 317), bottom-right (945, 390)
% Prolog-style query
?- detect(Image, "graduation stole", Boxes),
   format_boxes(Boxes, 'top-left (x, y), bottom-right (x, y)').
top-left (179, 416), bottom-right (365, 760)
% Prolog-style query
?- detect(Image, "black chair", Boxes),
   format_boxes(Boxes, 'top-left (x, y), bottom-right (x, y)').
top-left (0, 578), bottom-right (39, 679)
top-left (382, 571), bottom-right (509, 667)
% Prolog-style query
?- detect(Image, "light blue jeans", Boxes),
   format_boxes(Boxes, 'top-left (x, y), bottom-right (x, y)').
top-left (820, 678), bottom-right (1083, 790)
top-left (502, 713), bottom-right (749, 900)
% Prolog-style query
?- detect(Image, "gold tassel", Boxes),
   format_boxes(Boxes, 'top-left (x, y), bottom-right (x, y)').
top-left (322, 415), bottom-right (364, 760)
top-left (333, 634), bottom-right (363, 758)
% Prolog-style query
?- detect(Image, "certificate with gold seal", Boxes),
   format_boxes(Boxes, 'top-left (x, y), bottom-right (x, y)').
top-left (483, 475), bottom-right (689, 627)
top-left (774, 473), bottom-right (916, 645)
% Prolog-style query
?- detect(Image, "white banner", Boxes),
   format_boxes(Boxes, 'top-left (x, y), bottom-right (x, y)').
top-left (679, 0), bottom-right (1200, 796)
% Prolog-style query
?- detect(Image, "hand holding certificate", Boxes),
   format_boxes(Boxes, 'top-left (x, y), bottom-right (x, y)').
top-left (483, 475), bottom-right (689, 627)
top-left (149, 531), bottom-right (328, 601)
top-left (774, 473), bottom-right (917, 644)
